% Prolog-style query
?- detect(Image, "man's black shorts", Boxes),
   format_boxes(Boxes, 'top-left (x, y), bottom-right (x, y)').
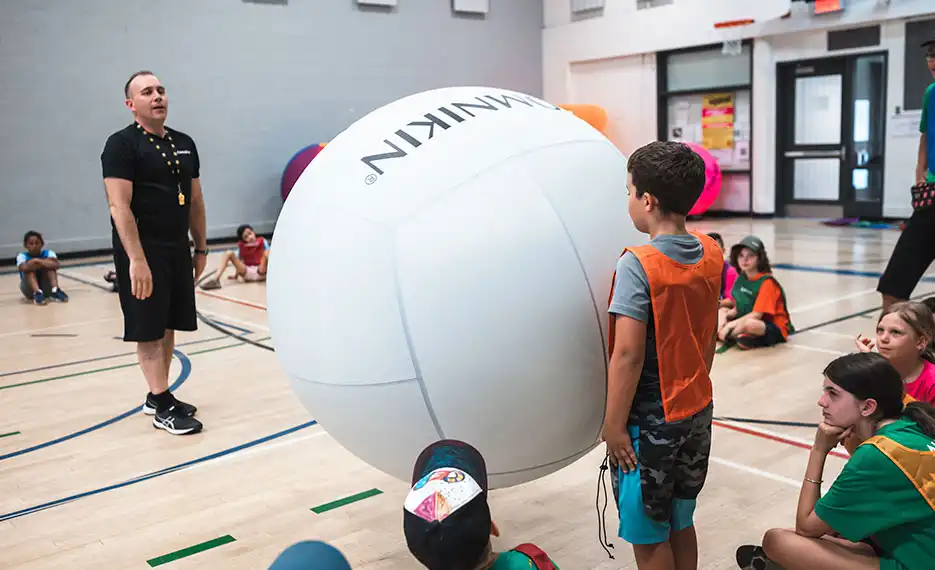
top-left (114, 248), bottom-right (197, 342)
top-left (878, 207), bottom-right (935, 301)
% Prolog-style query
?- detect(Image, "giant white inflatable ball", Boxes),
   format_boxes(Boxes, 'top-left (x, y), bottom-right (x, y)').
top-left (267, 86), bottom-right (645, 489)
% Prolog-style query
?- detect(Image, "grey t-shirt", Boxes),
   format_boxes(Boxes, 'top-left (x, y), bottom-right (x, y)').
top-left (609, 233), bottom-right (704, 323)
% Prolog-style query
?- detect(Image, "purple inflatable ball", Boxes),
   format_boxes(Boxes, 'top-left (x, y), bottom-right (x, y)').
top-left (281, 143), bottom-right (326, 202)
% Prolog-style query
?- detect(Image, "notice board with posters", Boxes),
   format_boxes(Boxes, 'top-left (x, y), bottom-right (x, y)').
top-left (904, 18), bottom-right (935, 112)
top-left (701, 93), bottom-right (735, 149)
top-left (666, 90), bottom-right (750, 171)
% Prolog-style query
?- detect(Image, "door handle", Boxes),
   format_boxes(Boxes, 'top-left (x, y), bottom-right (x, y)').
top-left (784, 149), bottom-right (844, 158)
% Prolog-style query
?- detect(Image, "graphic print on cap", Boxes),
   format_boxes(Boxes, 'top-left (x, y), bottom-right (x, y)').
top-left (404, 468), bottom-right (482, 523)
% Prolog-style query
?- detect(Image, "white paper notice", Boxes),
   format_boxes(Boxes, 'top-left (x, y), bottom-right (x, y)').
top-left (890, 111), bottom-right (922, 138)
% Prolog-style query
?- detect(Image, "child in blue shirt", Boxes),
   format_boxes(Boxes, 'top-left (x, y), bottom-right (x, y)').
top-left (16, 231), bottom-right (68, 305)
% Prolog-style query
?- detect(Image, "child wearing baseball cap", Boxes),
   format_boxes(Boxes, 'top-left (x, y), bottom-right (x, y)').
top-left (403, 439), bottom-right (560, 570)
top-left (718, 235), bottom-right (794, 350)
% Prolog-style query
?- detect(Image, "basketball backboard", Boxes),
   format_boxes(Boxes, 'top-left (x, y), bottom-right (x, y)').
top-left (675, 0), bottom-right (792, 29)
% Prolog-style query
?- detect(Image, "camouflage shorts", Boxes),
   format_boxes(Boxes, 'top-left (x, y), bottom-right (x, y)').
top-left (611, 402), bottom-right (713, 523)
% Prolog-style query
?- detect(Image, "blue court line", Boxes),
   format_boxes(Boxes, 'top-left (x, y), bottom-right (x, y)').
top-left (773, 262), bottom-right (935, 283)
top-left (0, 334), bottom-right (235, 379)
top-left (0, 349), bottom-right (192, 462)
top-left (210, 319), bottom-right (252, 336)
top-left (0, 419), bottom-right (318, 522)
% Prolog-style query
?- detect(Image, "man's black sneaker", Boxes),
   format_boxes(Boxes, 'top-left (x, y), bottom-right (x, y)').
top-left (142, 393), bottom-right (197, 417)
top-left (153, 405), bottom-right (203, 435)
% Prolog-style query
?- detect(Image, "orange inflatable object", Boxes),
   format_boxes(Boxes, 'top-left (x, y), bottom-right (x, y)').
top-left (559, 104), bottom-right (609, 134)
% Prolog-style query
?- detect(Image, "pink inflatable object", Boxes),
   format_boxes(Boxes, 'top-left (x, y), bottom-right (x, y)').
top-left (683, 142), bottom-right (722, 216)
top-left (281, 143), bottom-right (326, 202)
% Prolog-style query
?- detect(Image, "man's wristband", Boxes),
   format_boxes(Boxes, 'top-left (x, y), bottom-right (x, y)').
top-left (194, 248), bottom-right (209, 256)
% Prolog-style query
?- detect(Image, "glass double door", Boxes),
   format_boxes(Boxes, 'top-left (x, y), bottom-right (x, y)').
top-left (776, 52), bottom-right (887, 218)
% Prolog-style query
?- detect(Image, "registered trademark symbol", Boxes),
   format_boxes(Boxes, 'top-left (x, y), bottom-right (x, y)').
top-left (365, 174), bottom-right (377, 185)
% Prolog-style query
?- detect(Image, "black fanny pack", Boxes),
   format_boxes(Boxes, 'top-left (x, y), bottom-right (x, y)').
top-left (911, 182), bottom-right (935, 212)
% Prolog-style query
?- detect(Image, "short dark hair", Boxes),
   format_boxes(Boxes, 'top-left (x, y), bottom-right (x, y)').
top-left (236, 224), bottom-right (254, 241)
top-left (124, 70), bottom-right (154, 98)
top-left (23, 230), bottom-right (43, 246)
top-left (627, 141), bottom-right (706, 216)
top-left (707, 232), bottom-right (724, 249)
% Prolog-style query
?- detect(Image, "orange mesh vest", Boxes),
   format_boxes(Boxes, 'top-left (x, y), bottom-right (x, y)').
top-left (607, 232), bottom-right (722, 423)
top-left (860, 435), bottom-right (935, 512)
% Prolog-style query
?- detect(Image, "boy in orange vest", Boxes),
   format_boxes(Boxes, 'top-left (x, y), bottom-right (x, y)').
top-left (603, 141), bottom-right (721, 570)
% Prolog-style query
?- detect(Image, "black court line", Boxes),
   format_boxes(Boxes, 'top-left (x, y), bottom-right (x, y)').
top-left (713, 416), bottom-right (819, 429)
top-left (1, 334), bottom-right (226, 381)
top-left (794, 289), bottom-right (935, 335)
top-left (56, 270), bottom-right (119, 293)
top-left (58, 267), bottom-right (270, 351)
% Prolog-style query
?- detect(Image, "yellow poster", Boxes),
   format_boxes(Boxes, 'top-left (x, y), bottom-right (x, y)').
top-left (701, 93), bottom-right (735, 150)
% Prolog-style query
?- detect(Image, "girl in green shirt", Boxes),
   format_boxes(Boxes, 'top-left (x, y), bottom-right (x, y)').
top-left (736, 352), bottom-right (935, 570)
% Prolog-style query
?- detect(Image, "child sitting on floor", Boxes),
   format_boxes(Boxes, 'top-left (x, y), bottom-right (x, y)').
top-left (404, 439), bottom-right (560, 569)
top-left (856, 300), bottom-right (935, 404)
top-left (717, 235), bottom-right (793, 350)
top-left (200, 224), bottom-right (270, 290)
top-left (16, 230), bottom-right (68, 305)
top-left (708, 232), bottom-right (738, 304)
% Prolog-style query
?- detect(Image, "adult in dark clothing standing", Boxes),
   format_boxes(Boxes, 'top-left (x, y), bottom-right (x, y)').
top-left (877, 39), bottom-right (935, 311)
top-left (101, 70), bottom-right (206, 435)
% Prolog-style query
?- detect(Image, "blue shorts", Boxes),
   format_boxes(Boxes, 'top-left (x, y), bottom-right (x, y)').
top-left (611, 406), bottom-right (712, 545)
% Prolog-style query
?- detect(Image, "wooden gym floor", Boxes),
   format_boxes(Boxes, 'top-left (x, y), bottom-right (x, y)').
top-left (0, 218), bottom-right (927, 569)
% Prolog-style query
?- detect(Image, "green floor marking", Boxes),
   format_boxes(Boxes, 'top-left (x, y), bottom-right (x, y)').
top-left (146, 534), bottom-right (236, 567)
top-left (0, 431), bottom-right (21, 438)
top-left (311, 488), bottom-right (383, 514)
top-left (188, 337), bottom-right (271, 357)
top-left (0, 361), bottom-right (140, 390)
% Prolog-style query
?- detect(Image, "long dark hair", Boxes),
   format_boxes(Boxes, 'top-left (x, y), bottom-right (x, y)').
top-left (823, 352), bottom-right (935, 438)
top-left (729, 244), bottom-right (772, 274)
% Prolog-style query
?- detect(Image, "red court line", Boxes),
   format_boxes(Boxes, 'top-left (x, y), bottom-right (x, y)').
top-left (713, 420), bottom-right (850, 460)
top-left (196, 290), bottom-right (267, 311)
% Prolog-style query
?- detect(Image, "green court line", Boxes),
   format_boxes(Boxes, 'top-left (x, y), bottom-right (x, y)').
top-left (0, 431), bottom-right (21, 439)
top-left (0, 362), bottom-right (138, 390)
top-left (146, 534), bottom-right (236, 567)
top-left (188, 337), bottom-right (271, 357)
top-left (311, 488), bottom-right (384, 514)
top-left (0, 337), bottom-right (271, 391)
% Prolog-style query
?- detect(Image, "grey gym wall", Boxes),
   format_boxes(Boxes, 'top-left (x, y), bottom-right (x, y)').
top-left (0, 0), bottom-right (544, 260)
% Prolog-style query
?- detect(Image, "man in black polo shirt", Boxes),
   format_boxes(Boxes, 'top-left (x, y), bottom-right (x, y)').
top-left (101, 70), bottom-right (206, 436)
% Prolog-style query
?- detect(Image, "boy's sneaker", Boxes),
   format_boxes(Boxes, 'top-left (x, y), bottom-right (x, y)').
top-left (153, 405), bottom-right (203, 435)
top-left (33, 291), bottom-right (47, 305)
top-left (49, 288), bottom-right (68, 302)
top-left (142, 393), bottom-right (197, 417)
top-left (736, 545), bottom-right (782, 570)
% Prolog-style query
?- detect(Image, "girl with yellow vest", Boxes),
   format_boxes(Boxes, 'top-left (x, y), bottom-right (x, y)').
top-left (736, 352), bottom-right (935, 570)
